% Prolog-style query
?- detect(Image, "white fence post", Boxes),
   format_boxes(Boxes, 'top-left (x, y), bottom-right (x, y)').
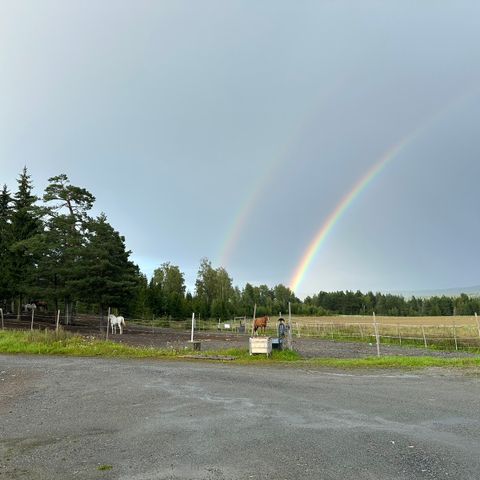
top-left (190, 312), bottom-right (195, 342)
top-left (453, 322), bottom-right (458, 351)
top-left (421, 326), bottom-right (427, 348)
top-left (56, 310), bottom-right (60, 332)
top-left (30, 308), bottom-right (34, 331)
top-left (106, 307), bottom-right (110, 340)
top-left (0, 308), bottom-right (3, 330)
top-left (373, 312), bottom-right (380, 357)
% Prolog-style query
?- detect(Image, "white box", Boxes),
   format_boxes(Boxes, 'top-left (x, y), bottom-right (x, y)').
top-left (249, 337), bottom-right (272, 356)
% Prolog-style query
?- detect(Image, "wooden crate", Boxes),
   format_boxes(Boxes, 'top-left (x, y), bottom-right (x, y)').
top-left (249, 337), bottom-right (272, 356)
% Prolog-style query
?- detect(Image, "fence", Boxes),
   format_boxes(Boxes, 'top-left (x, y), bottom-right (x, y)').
top-left (2, 309), bottom-right (480, 352)
top-left (287, 317), bottom-right (480, 351)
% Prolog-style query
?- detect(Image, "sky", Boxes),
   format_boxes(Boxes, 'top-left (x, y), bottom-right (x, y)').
top-left (2, 1), bottom-right (480, 299)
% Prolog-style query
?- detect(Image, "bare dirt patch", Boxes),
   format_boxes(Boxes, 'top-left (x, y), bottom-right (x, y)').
top-left (2, 314), bottom-right (479, 360)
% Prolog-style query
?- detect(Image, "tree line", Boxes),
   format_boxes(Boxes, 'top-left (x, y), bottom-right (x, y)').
top-left (1, 168), bottom-right (478, 321)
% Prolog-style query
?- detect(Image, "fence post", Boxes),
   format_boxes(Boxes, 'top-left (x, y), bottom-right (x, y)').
top-left (453, 322), bottom-right (458, 351)
top-left (373, 312), bottom-right (380, 357)
top-left (475, 312), bottom-right (480, 339)
top-left (0, 308), bottom-right (3, 330)
top-left (359, 323), bottom-right (363, 339)
top-left (252, 304), bottom-right (257, 336)
top-left (105, 307), bottom-right (110, 340)
top-left (287, 302), bottom-right (293, 350)
top-left (421, 325), bottom-right (427, 348)
top-left (56, 310), bottom-right (60, 332)
top-left (30, 308), bottom-right (34, 331)
top-left (397, 324), bottom-right (402, 345)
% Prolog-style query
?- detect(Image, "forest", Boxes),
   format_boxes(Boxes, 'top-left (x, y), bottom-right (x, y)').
top-left (1, 168), bottom-right (479, 321)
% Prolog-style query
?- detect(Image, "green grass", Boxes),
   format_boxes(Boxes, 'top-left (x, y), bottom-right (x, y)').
top-left (1, 329), bottom-right (479, 369)
top-left (0, 329), bottom-right (176, 358)
top-left (305, 355), bottom-right (480, 369)
top-left (97, 465), bottom-right (113, 471)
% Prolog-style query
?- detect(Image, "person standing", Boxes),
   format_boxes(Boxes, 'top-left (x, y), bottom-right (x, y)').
top-left (278, 317), bottom-right (286, 349)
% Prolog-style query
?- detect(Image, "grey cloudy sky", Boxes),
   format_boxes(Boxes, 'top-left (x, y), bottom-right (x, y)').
top-left (2, 0), bottom-right (480, 298)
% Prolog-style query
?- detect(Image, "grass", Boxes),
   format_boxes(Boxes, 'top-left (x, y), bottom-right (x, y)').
top-left (0, 329), bottom-right (479, 369)
top-left (97, 465), bottom-right (113, 471)
top-left (305, 355), bottom-right (480, 369)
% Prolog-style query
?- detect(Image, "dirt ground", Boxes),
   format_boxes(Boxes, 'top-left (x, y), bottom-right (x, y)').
top-left (3, 315), bottom-right (479, 359)
top-left (97, 324), bottom-right (479, 359)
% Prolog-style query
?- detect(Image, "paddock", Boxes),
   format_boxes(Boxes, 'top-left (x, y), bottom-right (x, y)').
top-left (1, 311), bottom-right (479, 359)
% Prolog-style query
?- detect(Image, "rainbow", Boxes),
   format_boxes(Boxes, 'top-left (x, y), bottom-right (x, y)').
top-left (288, 136), bottom-right (413, 294)
top-left (217, 79), bottom-right (351, 268)
top-left (288, 85), bottom-right (480, 295)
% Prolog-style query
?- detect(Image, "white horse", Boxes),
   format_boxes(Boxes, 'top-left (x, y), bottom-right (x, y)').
top-left (23, 303), bottom-right (37, 312)
top-left (108, 314), bottom-right (126, 334)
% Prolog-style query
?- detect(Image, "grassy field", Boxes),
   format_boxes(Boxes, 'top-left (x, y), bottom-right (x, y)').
top-left (1, 329), bottom-right (480, 369)
top-left (131, 314), bottom-right (480, 349)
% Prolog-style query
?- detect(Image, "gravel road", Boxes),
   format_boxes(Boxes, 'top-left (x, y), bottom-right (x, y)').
top-left (1, 355), bottom-right (480, 479)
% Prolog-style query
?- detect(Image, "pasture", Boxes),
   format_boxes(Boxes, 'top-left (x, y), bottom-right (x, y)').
top-left (2, 311), bottom-right (480, 358)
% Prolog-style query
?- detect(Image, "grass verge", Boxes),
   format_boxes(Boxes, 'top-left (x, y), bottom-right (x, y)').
top-left (0, 329), bottom-right (479, 369)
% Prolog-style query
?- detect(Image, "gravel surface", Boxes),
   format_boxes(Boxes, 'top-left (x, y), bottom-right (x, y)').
top-left (99, 326), bottom-right (480, 360)
top-left (1, 355), bottom-right (480, 479)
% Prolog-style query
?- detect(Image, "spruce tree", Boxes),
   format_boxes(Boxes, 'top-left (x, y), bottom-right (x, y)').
top-left (70, 214), bottom-right (140, 316)
top-left (0, 184), bottom-right (13, 309)
top-left (10, 167), bottom-right (42, 316)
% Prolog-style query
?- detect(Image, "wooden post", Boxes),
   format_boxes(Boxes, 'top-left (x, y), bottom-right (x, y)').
top-left (30, 308), bottom-right (34, 331)
top-left (252, 303), bottom-right (257, 335)
top-left (475, 312), bottom-right (480, 339)
top-left (421, 325), bottom-right (427, 348)
top-left (373, 312), bottom-right (380, 357)
top-left (190, 312), bottom-right (195, 342)
top-left (0, 308), bottom-right (3, 330)
top-left (55, 310), bottom-right (60, 332)
top-left (287, 301), bottom-right (293, 350)
top-left (359, 323), bottom-right (364, 339)
top-left (330, 322), bottom-right (334, 340)
top-left (453, 322), bottom-right (458, 351)
top-left (105, 307), bottom-right (110, 340)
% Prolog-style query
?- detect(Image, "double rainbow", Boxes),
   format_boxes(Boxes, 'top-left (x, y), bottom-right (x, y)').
top-left (288, 138), bottom-right (410, 294)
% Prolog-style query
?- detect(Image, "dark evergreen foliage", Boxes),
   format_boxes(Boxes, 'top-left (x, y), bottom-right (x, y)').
top-left (2, 168), bottom-right (479, 321)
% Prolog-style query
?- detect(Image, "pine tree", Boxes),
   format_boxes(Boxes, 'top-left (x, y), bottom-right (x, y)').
top-left (38, 174), bottom-right (96, 314)
top-left (0, 184), bottom-right (14, 309)
top-left (9, 167), bottom-right (42, 316)
top-left (69, 214), bottom-right (140, 315)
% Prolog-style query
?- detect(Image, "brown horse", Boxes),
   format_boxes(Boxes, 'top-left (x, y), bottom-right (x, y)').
top-left (253, 316), bottom-right (269, 334)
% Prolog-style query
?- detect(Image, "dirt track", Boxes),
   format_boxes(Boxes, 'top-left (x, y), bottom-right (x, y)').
top-left (3, 315), bottom-right (479, 359)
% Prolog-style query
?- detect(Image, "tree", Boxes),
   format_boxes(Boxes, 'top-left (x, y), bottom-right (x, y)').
top-left (70, 214), bottom-right (140, 315)
top-left (150, 262), bottom-right (186, 318)
top-left (194, 258), bottom-right (235, 319)
top-left (9, 167), bottom-right (43, 316)
top-left (0, 184), bottom-right (14, 309)
top-left (36, 174), bottom-right (96, 314)
top-left (194, 258), bottom-right (218, 318)
top-left (273, 284), bottom-right (295, 314)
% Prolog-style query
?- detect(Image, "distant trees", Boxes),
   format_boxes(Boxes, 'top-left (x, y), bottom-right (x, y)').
top-left (194, 258), bottom-right (236, 319)
top-left (149, 262), bottom-right (187, 318)
top-left (2, 168), bottom-right (480, 322)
